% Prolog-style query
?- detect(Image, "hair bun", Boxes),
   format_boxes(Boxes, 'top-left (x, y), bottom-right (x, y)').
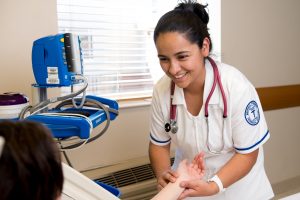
top-left (175, 0), bottom-right (209, 25)
top-left (194, 3), bottom-right (209, 25)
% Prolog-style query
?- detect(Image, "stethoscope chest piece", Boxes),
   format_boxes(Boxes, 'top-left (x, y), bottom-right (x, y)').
top-left (165, 122), bottom-right (171, 132)
top-left (170, 120), bottom-right (178, 134)
top-left (165, 120), bottom-right (178, 134)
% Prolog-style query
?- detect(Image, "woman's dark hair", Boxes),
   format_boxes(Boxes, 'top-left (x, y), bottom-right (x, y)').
top-left (0, 120), bottom-right (63, 200)
top-left (154, 0), bottom-right (212, 51)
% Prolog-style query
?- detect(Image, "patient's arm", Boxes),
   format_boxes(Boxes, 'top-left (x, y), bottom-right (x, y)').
top-left (151, 154), bottom-right (205, 200)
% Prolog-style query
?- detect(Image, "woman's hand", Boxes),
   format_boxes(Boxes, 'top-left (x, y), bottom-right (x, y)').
top-left (152, 158), bottom-right (206, 200)
top-left (157, 169), bottom-right (179, 191)
top-left (177, 159), bottom-right (205, 182)
top-left (192, 152), bottom-right (205, 175)
top-left (178, 179), bottom-right (218, 199)
top-left (156, 151), bottom-right (206, 192)
top-left (177, 152), bottom-right (214, 199)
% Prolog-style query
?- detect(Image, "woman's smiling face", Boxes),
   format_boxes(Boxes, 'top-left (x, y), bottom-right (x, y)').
top-left (155, 32), bottom-right (209, 89)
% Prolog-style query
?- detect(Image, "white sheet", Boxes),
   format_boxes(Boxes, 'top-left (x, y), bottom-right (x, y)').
top-left (62, 163), bottom-right (120, 200)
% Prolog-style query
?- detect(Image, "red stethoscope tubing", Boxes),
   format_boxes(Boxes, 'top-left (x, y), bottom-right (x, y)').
top-left (205, 57), bottom-right (227, 118)
top-left (170, 81), bottom-right (177, 120)
top-left (169, 57), bottom-right (227, 125)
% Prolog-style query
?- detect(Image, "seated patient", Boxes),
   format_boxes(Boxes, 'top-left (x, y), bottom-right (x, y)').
top-left (0, 120), bottom-right (63, 200)
top-left (151, 153), bottom-right (205, 200)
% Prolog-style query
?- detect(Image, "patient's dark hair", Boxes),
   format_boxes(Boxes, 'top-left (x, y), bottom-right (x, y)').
top-left (154, 0), bottom-right (212, 51)
top-left (0, 120), bottom-right (63, 200)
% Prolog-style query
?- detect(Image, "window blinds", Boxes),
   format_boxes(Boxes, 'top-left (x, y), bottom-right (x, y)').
top-left (57, 0), bottom-right (172, 99)
top-left (57, 0), bottom-right (219, 100)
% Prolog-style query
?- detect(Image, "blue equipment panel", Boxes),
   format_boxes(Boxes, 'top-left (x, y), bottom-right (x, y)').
top-left (26, 95), bottom-right (119, 139)
top-left (32, 33), bottom-right (83, 87)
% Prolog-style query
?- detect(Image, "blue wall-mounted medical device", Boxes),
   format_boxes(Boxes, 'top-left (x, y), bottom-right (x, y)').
top-left (20, 33), bottom-right (119, 150)
top-left (32, 33), bottom-right (83, 87)
top-left (24, 33), bottom-right (121, 197)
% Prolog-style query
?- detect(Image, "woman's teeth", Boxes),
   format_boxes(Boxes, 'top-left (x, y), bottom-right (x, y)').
top-left (175, 73), bottom-right (186, 79)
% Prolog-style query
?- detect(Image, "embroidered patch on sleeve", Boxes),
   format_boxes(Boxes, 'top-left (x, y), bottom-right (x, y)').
top-left (244, 100), bottom-right (260, 126)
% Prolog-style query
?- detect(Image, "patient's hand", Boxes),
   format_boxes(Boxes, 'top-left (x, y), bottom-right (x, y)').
top-left (177, 153), bottom-right (205, 182)
top-left (151, 153), bottom-right (205, 200)
top-left (151, 152), bottom-right (205, 200)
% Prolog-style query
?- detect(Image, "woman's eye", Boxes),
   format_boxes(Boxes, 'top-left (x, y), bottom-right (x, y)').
top-left (159, 57), bottom-right (168, 62)
top-left (178, 55), bottom-right (188, 60)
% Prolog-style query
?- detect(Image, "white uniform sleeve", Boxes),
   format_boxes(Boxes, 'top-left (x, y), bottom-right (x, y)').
top-left (231, 76), bottom-right (270, 154)
top-left (149, 85), bottom-right (171, 146)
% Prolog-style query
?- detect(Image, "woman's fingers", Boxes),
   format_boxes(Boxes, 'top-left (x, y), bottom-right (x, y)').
top-left (178, 180), bottom-right (202, 199)
top-left (193, 152), bottom-right (205, 173)
top-left (157, 169), bottom-right (178, 191)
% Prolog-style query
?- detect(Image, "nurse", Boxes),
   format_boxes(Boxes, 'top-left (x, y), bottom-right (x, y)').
top-left (148, 0), bottom-right (274, 199)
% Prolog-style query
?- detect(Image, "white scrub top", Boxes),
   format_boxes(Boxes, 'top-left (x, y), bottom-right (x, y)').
top-left (149, 59), bottom-right (274, 200)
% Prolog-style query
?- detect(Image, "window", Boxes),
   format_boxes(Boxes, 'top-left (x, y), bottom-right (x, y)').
top-left (57, 0), bottom-right (220, 100)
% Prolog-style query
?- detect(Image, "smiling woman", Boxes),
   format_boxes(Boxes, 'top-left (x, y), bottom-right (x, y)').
top-left (148, 1), bottom-right (274, 199)
top-left (155, 32), bottom-right (208, 92)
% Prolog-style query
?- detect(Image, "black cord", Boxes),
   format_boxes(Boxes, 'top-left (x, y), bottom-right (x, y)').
top-left (59, 140), bottom-right (73, 167)
top-left (57, 97), bottom-right (118, 150)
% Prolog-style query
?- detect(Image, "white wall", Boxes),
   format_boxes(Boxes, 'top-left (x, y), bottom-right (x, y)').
top-left (0, 0), bottom-right (58, 99)
top-left (221, 0), bottom-right (300, 86)
top-left (0, 0), bottom-right (299, 186)
top-left (221, 0), bottom-right (300, 184)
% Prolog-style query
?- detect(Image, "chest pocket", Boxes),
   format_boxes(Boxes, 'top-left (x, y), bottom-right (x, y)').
top-left (205, 104), bottom-right (226, 153)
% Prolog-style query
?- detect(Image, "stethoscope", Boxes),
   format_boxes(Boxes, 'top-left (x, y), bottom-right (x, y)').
top-left (164, 57), bottom-right (228, 154)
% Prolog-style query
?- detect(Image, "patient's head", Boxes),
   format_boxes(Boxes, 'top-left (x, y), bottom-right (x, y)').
top-left (0, 120), bottom-right (63, 200)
